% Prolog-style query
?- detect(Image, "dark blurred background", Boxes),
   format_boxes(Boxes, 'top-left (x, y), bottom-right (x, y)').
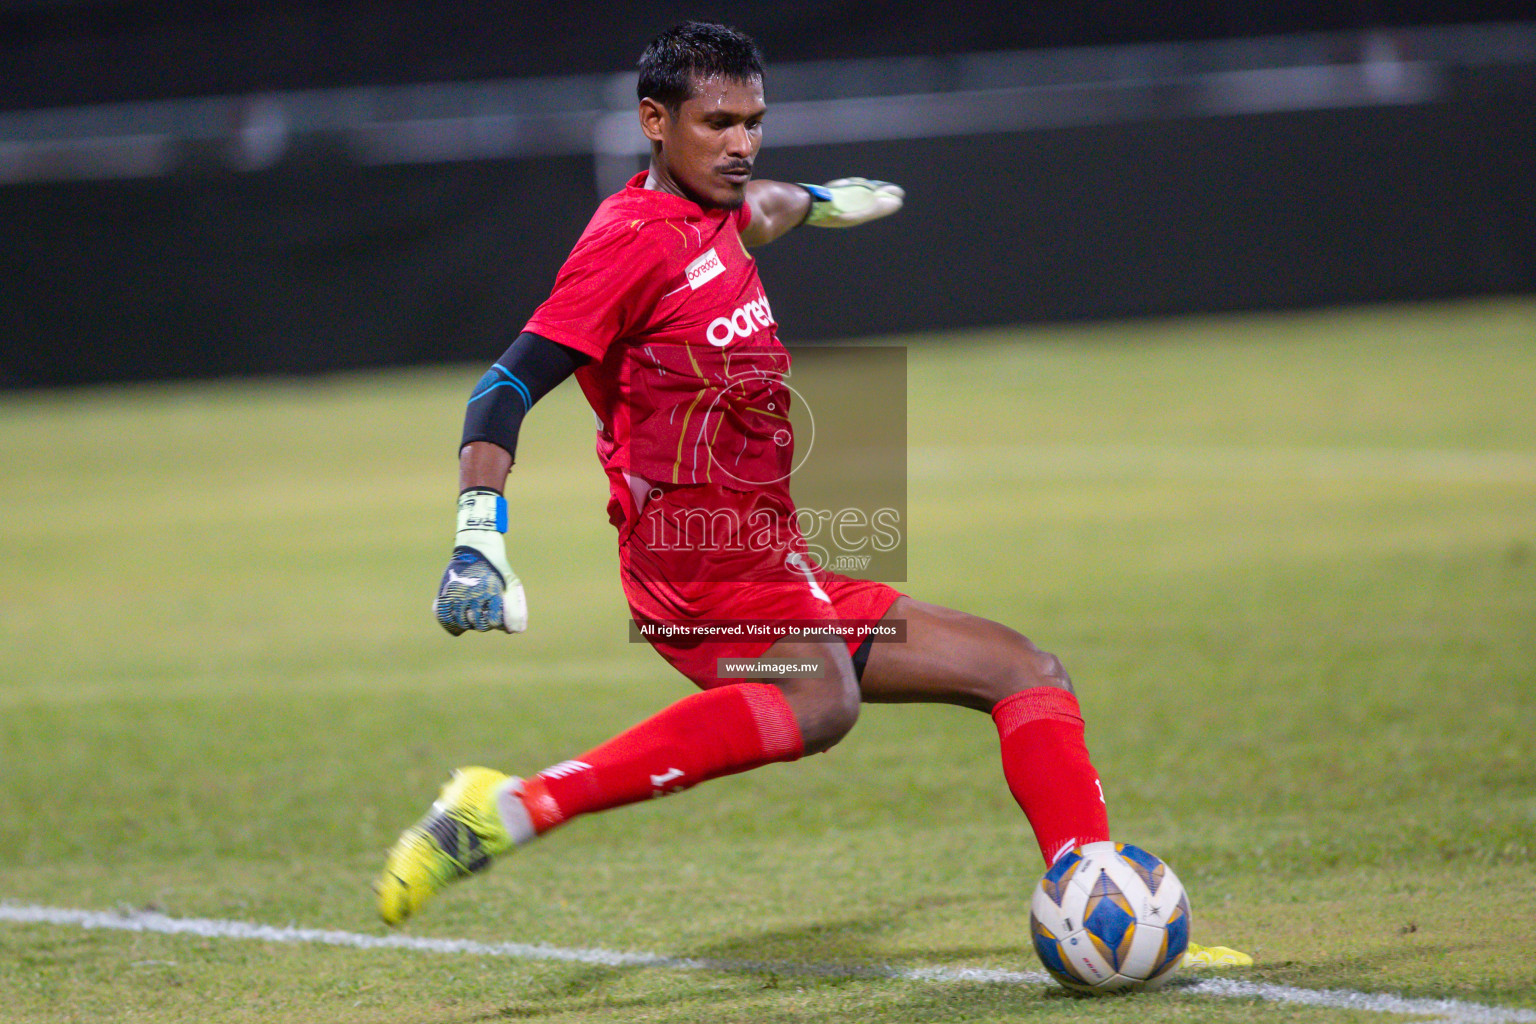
top-left (2, 1), bottom-right (1533, 387)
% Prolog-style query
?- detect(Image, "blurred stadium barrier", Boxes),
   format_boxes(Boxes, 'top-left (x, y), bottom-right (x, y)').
top-left (2, 23), bottom-right (1528, 189)
top-left (0, 23), bottom-right (1532, 387)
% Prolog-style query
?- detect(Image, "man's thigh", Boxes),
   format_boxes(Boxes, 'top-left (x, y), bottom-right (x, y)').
top-left (859, 596), bottom-right (1069, 710)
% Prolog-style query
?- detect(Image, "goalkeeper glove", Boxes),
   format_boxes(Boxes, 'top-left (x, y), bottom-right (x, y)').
top-left (434, 489), bottom-right (528, 635)
top-left (800, 177), bottom-right (905, 228)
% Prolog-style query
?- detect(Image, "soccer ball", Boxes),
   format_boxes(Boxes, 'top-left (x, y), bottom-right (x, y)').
top-left (1029, 841), bottom-right (1190, 994)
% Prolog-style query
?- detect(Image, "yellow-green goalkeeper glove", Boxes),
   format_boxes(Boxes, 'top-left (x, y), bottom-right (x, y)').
top-left (434, 489), bottom-right (528, 635)
top-left (800, 177), bottom-right (905, 227)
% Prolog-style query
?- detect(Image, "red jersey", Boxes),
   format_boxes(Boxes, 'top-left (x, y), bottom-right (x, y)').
top-left (525, 172), bottom-right (793, 536)
top-left (523, 173), bottom-right (903, 686)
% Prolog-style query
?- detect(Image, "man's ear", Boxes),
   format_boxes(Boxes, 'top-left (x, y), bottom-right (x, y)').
top-left (638, 97), bottom-right (670, 143)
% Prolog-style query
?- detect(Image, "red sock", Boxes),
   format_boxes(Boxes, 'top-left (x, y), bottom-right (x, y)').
top-left (992, 687), bottom-right (1111, 865)
top-left (517, 683), bottom-right (804, 833)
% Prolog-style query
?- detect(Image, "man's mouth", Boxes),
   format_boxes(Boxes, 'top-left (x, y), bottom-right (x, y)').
top-left (718, 164), bottom-right (752, 184)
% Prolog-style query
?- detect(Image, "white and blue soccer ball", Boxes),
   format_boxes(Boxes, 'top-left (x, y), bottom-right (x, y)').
top-left (1029, 841), bottom-right (1190, 994)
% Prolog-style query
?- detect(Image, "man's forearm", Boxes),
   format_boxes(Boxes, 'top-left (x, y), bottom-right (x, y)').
top-left (440, 441), bottom-right (526, 635)
top-left (742, 180), bottom-right (813, 246)
top-left (744, 177), bottom-right (905, 246)
top-left (460, 440), bottom-right (513, 494)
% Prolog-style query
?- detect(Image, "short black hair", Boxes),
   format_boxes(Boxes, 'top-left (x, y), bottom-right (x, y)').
top-left (636, 22), bottom-right (764, 113)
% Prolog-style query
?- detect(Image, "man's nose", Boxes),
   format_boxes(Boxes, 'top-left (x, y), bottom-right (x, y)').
top-left (725, 124), bottom-right (753, 156)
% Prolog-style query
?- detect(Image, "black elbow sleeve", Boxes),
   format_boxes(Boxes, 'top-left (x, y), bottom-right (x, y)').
top-left (460, 332), bottom-right (588, 461)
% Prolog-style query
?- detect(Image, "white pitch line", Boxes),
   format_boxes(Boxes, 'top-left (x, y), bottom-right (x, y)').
top-left (0, 902), bottom-right (1043, 984)
top-left (1184, 977), bottom-right (1536, 1024)
top-left (4, 903), bottom-right (1534, 1024)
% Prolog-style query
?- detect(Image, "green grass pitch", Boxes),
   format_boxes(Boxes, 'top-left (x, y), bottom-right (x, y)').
top-left (1, 297), bottom-right (1533, 1023)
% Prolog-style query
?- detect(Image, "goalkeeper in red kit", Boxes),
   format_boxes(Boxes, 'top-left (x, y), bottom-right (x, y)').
top-left (375, 20), bottom-right (1247, 968)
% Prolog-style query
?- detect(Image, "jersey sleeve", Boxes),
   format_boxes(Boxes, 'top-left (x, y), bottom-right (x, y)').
top-left (523, 220), bottom-right (668, 363)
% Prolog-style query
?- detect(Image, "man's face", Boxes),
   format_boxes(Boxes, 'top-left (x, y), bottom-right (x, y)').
top-left (641, 74), bottom-right (765, 209)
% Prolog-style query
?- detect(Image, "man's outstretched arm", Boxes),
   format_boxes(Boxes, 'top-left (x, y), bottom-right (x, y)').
top-left (742, 177), bottom-right (905, 247)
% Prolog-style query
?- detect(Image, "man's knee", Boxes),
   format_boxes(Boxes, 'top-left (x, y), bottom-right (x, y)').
top-left (767, 641), bottom-right (860, 754)
top-left (977, 628), bottom-right (1074, 705)
top-left (795, 676), bottom-right (860, 754)
top-left (1019, 643), bottom-right (1072, 693)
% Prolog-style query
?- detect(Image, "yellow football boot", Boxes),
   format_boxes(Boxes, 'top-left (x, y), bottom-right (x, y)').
top-left (1183, 941), bottom-right (1255, 968)
top-left (375, 767), bottom-right (524, 926)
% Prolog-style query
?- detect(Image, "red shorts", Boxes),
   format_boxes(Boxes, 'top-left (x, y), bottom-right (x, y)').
top-left (618, 483), bottom-right (903, 689)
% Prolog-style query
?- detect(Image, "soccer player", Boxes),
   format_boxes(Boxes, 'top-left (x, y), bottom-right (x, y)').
top-left (375, 21), bottom-right (1249, 969)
